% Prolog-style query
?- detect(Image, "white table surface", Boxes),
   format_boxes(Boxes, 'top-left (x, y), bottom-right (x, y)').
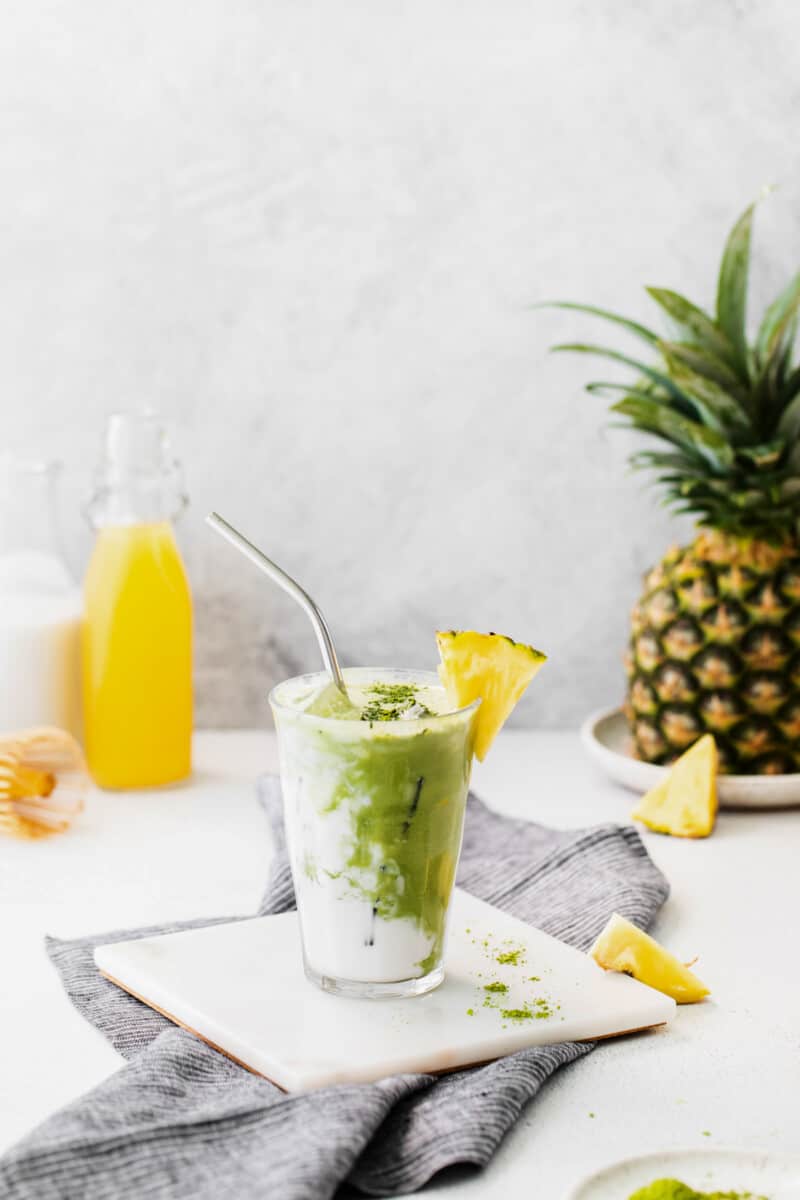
top-left (3, 730), bottom-right (799, 1197)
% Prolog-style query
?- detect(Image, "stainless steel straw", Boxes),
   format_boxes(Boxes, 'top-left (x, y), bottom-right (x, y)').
top-left (205, 511), bottom-right (347, 694)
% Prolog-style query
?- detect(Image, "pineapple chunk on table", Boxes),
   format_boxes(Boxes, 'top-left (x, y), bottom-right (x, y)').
top-left (591, 913), bottom-right (710, 1004)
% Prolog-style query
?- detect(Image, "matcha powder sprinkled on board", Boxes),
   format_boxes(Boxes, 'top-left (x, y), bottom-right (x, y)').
top-left (495, 999), bottom-right (554, 1023)
top-left (483, 981), bottom-right (509, 995)
top-left (500, 1007), bottom-right (534, 1022)
top-left (496, 949), bottom-right (522, 966)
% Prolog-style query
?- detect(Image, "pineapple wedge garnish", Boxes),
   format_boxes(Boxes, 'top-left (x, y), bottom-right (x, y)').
top-left (591, 913), bottom-right (709, 1003)
top-left (436, 630), bottom-right (546, 761)
top-left (632, 734), bottom-right (718, 838)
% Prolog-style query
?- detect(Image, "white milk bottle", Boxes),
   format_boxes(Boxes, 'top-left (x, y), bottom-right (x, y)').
top-left (0, 458), bottom-right (82, 736)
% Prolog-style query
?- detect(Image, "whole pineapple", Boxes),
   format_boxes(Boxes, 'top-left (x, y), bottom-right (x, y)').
top-left (551, 202), bottom-right (800, 774)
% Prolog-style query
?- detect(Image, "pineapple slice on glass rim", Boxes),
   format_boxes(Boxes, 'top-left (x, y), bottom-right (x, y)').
top-left (436, 630), bottom-right (546, 761)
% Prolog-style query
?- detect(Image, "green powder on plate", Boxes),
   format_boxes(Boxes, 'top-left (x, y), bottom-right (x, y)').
top-left (628, 1178), bottom-right (767, 1200)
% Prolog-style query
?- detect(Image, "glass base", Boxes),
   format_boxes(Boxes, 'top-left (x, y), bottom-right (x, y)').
top-left (304, 961), bottom-right (445, 999)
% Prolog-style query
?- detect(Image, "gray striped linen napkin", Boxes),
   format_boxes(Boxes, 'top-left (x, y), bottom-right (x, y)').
top-left (0, 778), bottom-right (669, 1200)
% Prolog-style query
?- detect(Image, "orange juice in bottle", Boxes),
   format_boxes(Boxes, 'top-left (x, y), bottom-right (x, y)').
top-left (82, 413), bottom-right (192, 788)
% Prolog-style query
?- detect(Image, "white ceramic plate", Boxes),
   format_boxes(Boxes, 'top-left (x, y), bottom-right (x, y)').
top-left (581, 707), bottom-right (800, 810)
top-left (568, 1147), bottom-right (800, 1200)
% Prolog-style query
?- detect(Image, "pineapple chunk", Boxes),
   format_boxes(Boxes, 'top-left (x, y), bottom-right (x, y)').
top-left (632, 734), bottom-right (718, 838)
top-left (591, 913), bottom-right (709, 1003)
top-left (436, 630), bottom-right (546, 761)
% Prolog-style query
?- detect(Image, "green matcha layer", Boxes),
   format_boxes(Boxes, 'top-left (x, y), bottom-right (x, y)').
top-left (316, 703), bottom-right (473, 973)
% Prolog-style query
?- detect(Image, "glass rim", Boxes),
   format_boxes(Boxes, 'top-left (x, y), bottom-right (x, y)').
top-left (269, 666), bottom-right (481, 724)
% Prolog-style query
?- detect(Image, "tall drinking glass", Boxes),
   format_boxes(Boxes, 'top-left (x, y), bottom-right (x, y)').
top-left (270, 668), bottom-right (479, 998)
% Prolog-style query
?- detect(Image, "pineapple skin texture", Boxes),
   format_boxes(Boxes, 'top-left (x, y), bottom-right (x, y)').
top-left (625, 530), bottom-right (800, 775)
top-left (591, 913), bottom-right (710, 1004)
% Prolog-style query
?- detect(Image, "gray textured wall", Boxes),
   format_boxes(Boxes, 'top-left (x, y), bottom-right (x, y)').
top-left (3, 0), bottom-right (799, 728)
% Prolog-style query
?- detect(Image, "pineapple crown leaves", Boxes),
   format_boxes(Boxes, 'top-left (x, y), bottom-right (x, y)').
top-left (540, 202), bottom-right (800, 541)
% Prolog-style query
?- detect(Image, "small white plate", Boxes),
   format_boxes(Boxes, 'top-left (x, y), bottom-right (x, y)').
top-left (581, 707), bottom-right (800, 811)
top-left (568, 1147), bottom-right (800, 1200)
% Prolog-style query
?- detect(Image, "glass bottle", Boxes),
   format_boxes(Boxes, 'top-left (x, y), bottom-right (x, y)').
top-left (0, 457), bottom-right (82, 735)
top-left (82, 412), bottom-right (192, 788)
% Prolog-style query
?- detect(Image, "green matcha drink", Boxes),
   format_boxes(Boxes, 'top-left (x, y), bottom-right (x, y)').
top-left (270, 668), bottom-right (479, 998)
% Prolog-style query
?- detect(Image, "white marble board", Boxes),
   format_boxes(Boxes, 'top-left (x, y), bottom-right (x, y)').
top-left (95, 889), bottom-right (675, 1093)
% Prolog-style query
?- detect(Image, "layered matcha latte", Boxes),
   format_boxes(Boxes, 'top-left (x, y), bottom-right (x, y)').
top-left (271, 669), bottom-right (478, 997)
top-left (270, 635), bottom-right (546, 998)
